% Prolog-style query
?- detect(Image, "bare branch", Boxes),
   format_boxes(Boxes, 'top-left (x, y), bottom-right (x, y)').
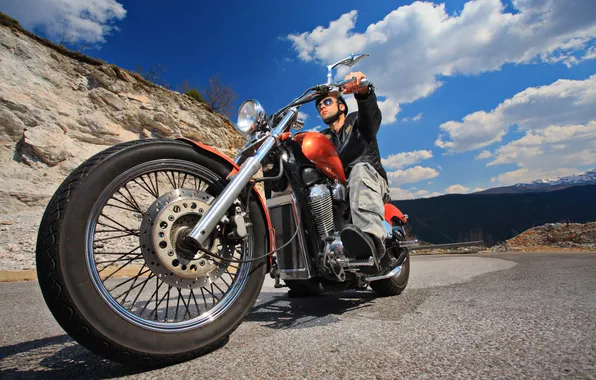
top-left (58, 19), bottom-right (72, 46)
top-left (202, 74), bottom-right (238, 117)
top-left (134, 64), bottom-right (170, 88)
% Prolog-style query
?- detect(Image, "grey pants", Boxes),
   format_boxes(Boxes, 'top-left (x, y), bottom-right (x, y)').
top-left (348, 162), bottom-right (390, 241)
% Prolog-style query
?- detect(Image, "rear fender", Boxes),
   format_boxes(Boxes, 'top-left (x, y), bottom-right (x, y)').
top-left (176, 138), bottom-right (274, 268)
top-left (384, 203), bottom-right (408, 225)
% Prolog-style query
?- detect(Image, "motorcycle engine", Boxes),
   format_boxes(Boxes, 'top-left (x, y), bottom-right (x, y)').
top-left (307, 184), bottom-right (334, 239)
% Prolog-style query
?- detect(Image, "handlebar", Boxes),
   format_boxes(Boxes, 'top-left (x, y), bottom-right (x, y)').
top-left (277, 77), bottom-right (373, 117)
top-left (335, 77), bottom-right (370, 89)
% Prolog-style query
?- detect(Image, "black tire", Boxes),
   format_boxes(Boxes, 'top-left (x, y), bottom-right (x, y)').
top-left (369, 250), bottom-right (410, 297)
top-left (35, 139), bottom-right (268, 367)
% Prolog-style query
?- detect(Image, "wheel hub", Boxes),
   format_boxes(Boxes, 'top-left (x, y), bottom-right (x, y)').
top-left (140, 189), bottom-right (232, 289)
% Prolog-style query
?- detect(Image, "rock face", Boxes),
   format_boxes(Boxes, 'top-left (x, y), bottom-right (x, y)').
top-left (489, 222), bottom-right (596, 252)
top-left (0, 23), bottom-right (245, 215)
top-left (0, 21), bottom-right (246, 270)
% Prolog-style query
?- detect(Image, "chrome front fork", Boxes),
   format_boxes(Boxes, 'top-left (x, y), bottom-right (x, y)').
top-left (187, 108), bottom-right (298, 247)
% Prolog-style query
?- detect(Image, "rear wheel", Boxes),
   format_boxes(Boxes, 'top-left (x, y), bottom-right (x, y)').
top-left (35, 140), bottom-right (268, 366)
top-left (369, 249), bottom-right (410, 297)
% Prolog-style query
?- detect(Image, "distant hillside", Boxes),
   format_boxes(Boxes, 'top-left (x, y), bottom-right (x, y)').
top-left (393, 184), bottom-right (596, 245)
top-left (477, 169), bottom-right (596, 194)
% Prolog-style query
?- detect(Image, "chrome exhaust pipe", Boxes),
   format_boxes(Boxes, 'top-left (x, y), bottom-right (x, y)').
top-left (367, 265), bottom-right (402, 282)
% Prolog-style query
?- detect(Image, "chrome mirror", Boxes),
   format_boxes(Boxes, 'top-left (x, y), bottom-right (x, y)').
top-left (293, 117), bottom-right (305, 131)
top-left (326, 54), bottom-right (369, 84)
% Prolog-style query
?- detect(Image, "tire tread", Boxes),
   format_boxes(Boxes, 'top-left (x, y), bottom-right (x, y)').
top-left (35, 139), bottom-right (246, 367)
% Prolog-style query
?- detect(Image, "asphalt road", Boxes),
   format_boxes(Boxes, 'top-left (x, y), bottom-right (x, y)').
top-left (1, 252), bottom-right (595, 379)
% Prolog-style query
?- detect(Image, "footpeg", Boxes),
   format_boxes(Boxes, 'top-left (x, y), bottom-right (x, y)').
top-left (346, 257), bottom-right (375, 267)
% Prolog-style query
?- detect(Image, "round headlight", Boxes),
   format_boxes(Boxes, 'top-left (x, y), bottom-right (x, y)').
top-left (236, 100), bottom-right (265, 135)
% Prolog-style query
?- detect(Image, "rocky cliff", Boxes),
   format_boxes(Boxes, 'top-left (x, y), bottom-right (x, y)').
top-left (0, 19), bottom-right (245, 214)
top-left (0, 18), bottom-right (245, 270)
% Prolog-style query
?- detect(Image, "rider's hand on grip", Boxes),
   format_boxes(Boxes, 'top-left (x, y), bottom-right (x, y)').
top-left (341, 71), bottom-right (369, 95)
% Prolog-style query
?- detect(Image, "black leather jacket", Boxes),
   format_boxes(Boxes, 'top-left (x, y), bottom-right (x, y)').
top-left (320, 90), bottom-right (388, 182)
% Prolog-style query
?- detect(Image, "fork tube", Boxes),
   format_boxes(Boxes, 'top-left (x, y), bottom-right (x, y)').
top-left (187, 108), bottom-right (298, 247)
top-left (187, 137), bottom-right (275, 246)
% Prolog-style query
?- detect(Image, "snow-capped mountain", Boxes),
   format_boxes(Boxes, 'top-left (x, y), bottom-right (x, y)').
top-left (477, 169), bottom-right (596, 194)
top-left (527, 169), bottom-right (596, 186)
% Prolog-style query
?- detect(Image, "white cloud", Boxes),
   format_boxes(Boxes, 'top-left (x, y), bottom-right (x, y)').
top-left (437, 73), bottom-right (596, 185)
top-left (494, 167), bottom-right (583, 186)
top-left (487, 121), bottom-right (596, 184)
top-left (288, 0), bottom-right (596, 125)
top-left (298, 111), bottom-right (309, 121)
top-left (344, 96), bottom-right (399, 125)
top-left (436, 74), bottom-right (596, 152)
top-left (445, 184), bottom-right (470, 194)
top-left (377, 98), bottom-right (401, 125)
top-left (389, 187), bottom-right (442, 200)
top-left (1, 0), bottom-right (127, 44)
top-left (382, 150), bottom-right (433, 170)
top-left (389, 187), bottom-right (416, 200)
top-left (402, 112), bottom-right (422, 122)
top-left (476, 150), bottom-right (493, 160)
top-left (387, 166), bottom-right (439, 186)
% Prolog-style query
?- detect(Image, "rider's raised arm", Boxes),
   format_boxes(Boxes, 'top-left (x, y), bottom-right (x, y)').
top-left (355, 88), bottom-right (382, 140)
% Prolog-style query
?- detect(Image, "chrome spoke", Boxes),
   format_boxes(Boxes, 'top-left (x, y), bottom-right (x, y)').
top-left (127, 273), bottom-right (155, 311)
top-left (96, 255), bottom-right (143, 265)
top-left (140, 281), bottom-right (166, 318)
top-left (97, 246), bottom-right (140, 273)
top-left (100, 252), bottom-right (141, 279)
top-left (190, 289), bottom-right (201, 315)
top-left (105, 202), bottom-right (140, 214)
top-left (109, 266), bottom-right (151, 293)
top-left (148, 282), bottom-right (170, 321)
top-left (115, 265), bottom-right (150, 304)
top-left (87, 164), bottom-right (253, 331)
top-left (94, 232), bottom-right (139, 243)
top-left (165, 171), bottom-right (178, 189)
top-left (122, 185), bottom-right (145, 215)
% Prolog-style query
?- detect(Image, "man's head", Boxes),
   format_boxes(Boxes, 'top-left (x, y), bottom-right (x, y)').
top-left (316, 94), bottom-right (348, 125)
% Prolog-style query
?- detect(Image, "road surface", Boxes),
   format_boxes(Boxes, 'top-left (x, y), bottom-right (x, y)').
top-left (0, 252), bottom-right (595, 379)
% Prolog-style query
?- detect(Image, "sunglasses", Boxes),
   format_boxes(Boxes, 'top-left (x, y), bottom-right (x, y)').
top-left (316, 97), bottom-right (335, 111)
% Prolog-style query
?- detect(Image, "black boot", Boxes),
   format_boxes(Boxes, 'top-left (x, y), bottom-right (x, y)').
top-left (341, 225), bottom-right (385, 266)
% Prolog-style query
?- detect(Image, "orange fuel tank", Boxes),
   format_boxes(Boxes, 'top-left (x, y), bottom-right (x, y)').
top-left (293, 132), bottom-right (346, 184)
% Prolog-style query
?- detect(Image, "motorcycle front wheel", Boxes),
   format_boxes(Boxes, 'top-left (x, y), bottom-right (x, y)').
top-left (35, 139), bottom-right (267, 366)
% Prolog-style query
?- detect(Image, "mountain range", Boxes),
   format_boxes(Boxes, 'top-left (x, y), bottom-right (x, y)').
top-left (393, 182), bottom-right (596, 246)
top-left (476, 169), bottom-right (596, 195)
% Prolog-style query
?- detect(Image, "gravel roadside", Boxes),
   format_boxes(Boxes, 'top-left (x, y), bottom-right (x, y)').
top-left (0, 209), bottom-right (44, 271)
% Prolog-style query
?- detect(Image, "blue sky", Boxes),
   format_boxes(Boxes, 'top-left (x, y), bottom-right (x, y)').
top-left (2, 0), bottom-right (596, 199)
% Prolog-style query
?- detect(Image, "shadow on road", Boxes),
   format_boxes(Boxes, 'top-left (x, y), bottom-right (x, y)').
top-left (0, 290), bottom-right (378, 378)
top-left (245, 290), bottom-right (378, 329)
top-left (0, 335), bottom-right (151, 379)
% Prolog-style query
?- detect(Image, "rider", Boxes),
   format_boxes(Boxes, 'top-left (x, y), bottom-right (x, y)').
top-left (316, 72), bottom-right (390, 266)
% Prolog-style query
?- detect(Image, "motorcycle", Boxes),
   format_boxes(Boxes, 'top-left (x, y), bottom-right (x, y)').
top-left (35, 53), bottom-right (414, 366)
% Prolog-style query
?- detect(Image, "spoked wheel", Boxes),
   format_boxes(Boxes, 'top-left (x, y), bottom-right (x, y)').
top-left (88, 161), bottom-right (251, 330)
top-left (36, 140), bottom-right (268, 366)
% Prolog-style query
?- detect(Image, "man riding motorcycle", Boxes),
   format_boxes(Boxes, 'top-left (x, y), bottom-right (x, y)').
top-left (316, 71), bottom-right (390, 266)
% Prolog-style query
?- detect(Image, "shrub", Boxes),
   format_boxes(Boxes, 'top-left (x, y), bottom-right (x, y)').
top-left (0, 12), bottom-right (20, 27)
top-left (185, 89), bottom-right (205, 103)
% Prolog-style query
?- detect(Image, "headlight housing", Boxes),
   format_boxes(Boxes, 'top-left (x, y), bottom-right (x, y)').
top-left (235, 100), bottom-right (265, 135)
